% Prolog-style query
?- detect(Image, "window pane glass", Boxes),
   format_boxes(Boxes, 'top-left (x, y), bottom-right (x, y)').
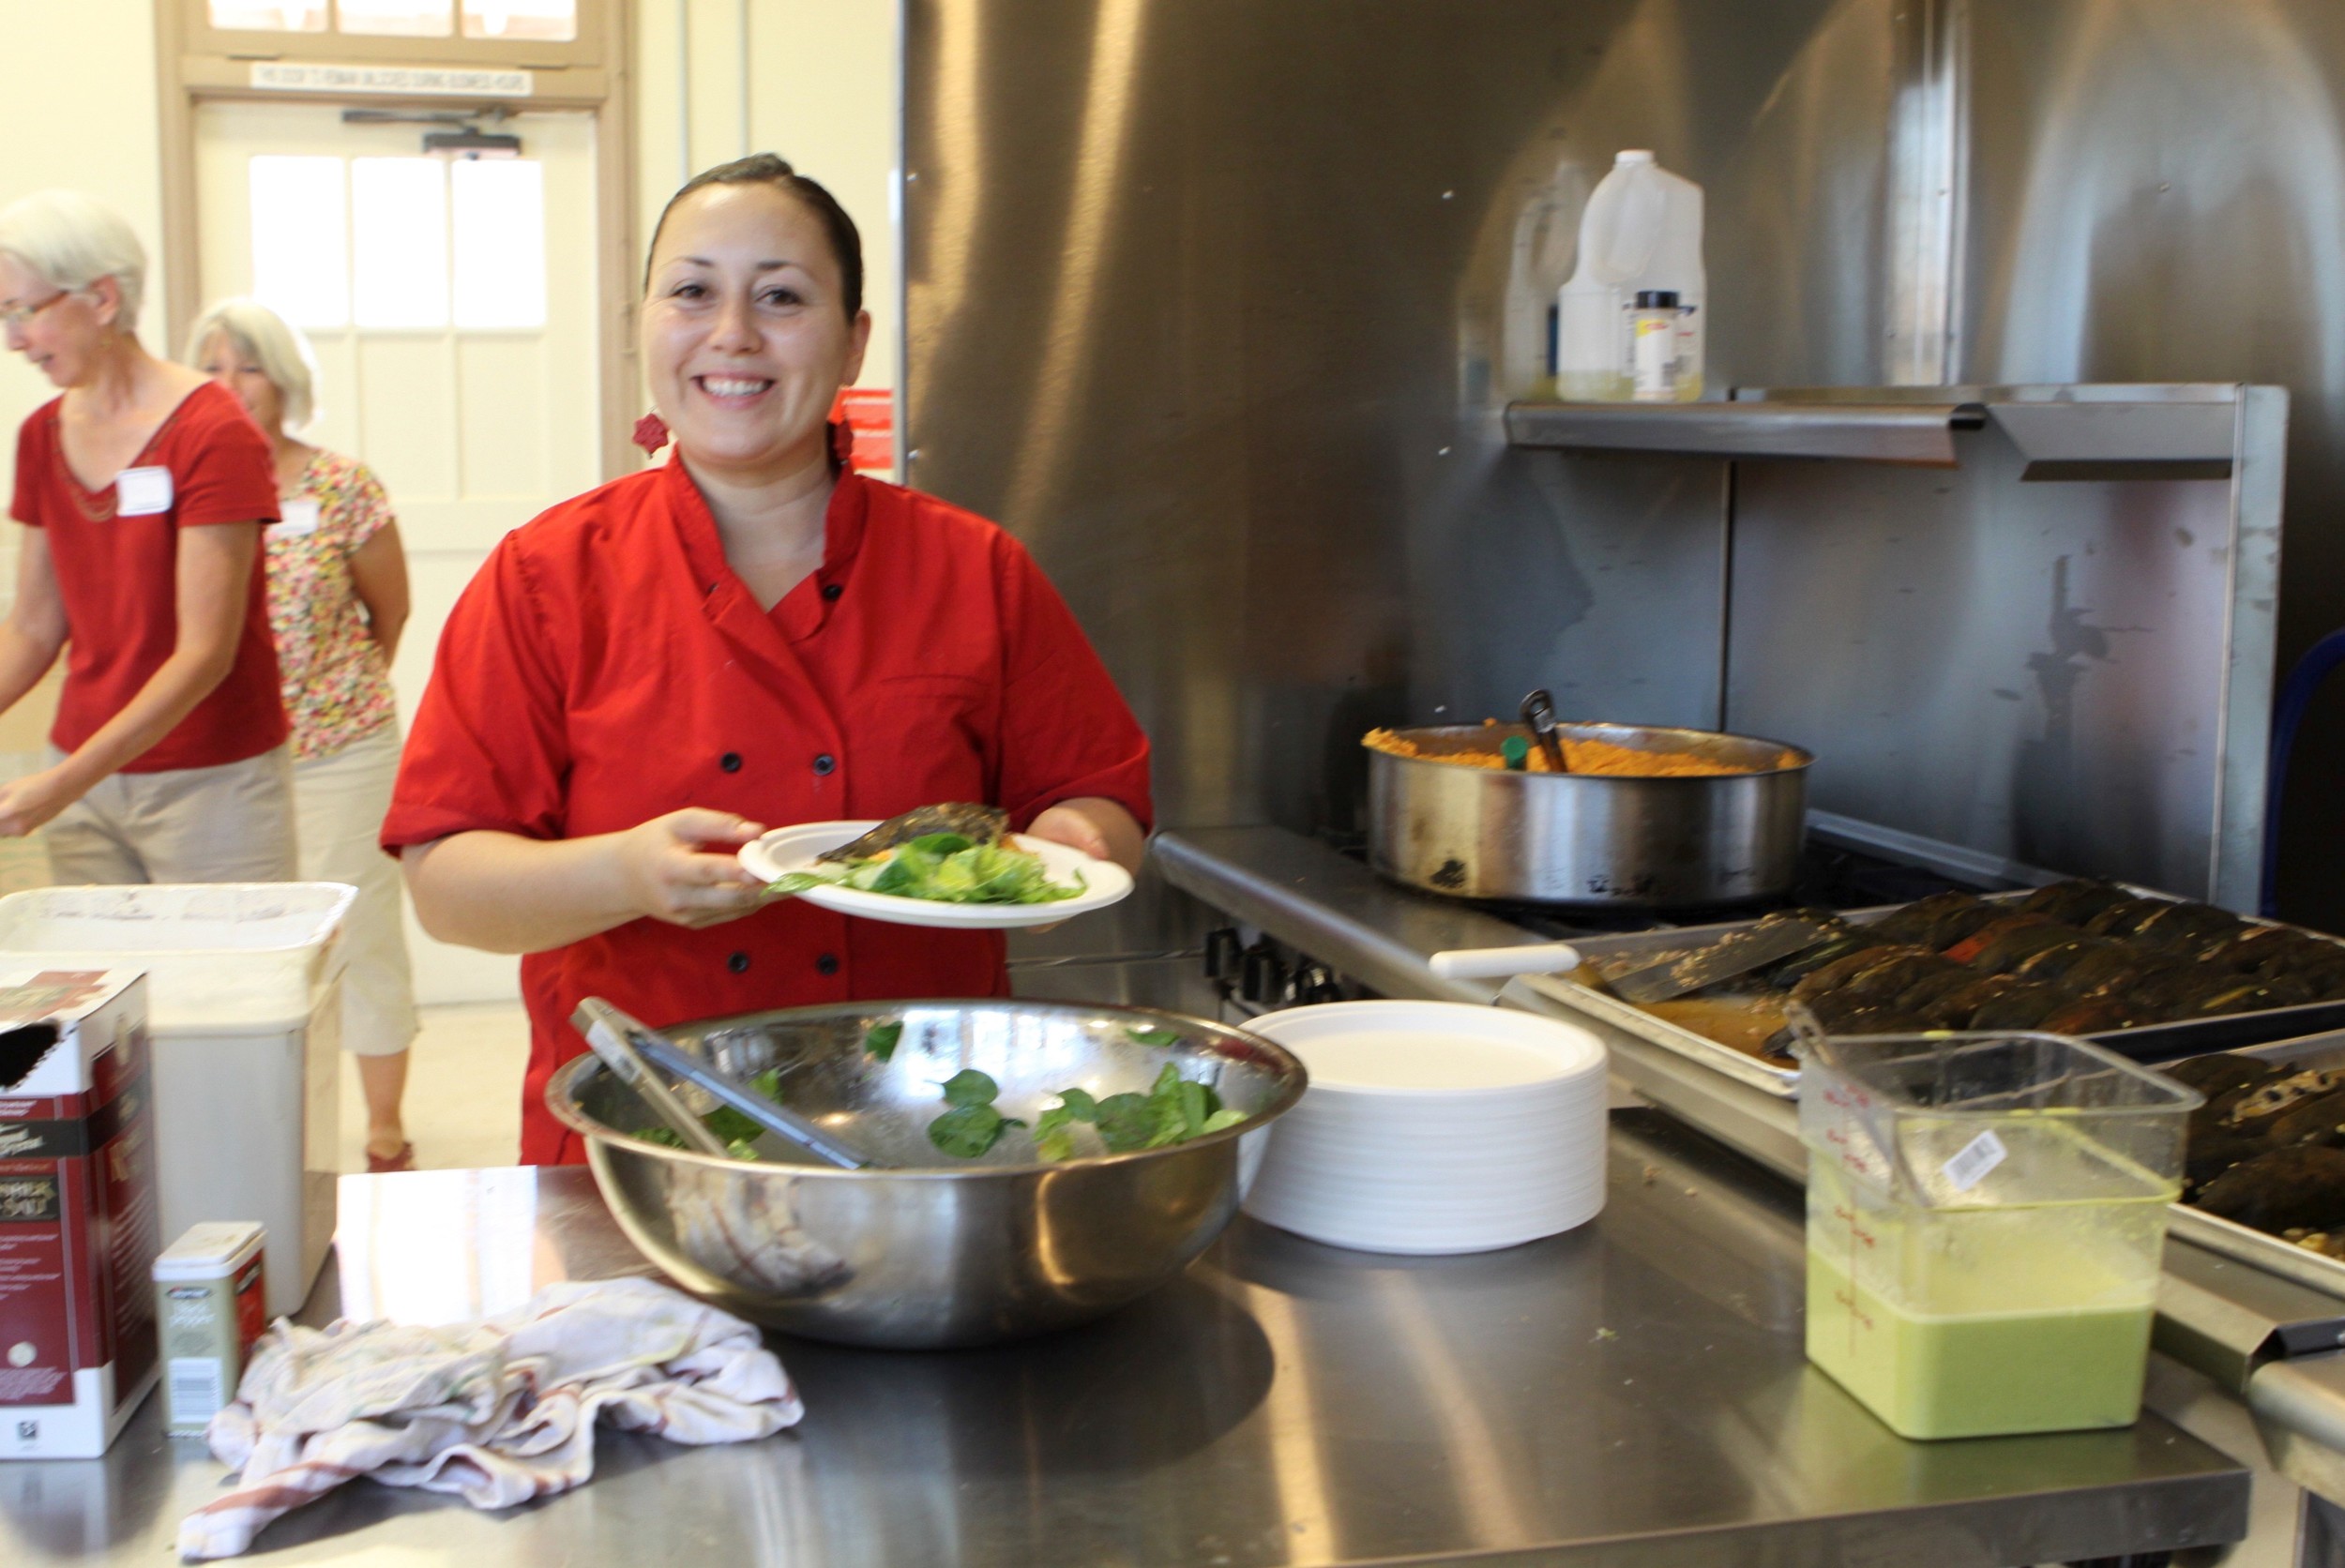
top-left (210, 2), bottom-right (328, 28)
top-left (451, 160), bottom-right (546, 329)
top-left (250, 157), bottom-right (349, 329)
top-left (461, 0), bottom-right (574, 41)
top-left (337, 0), bottom-right (453, 37)
top-left (351, 158), bottom-right (448, 329)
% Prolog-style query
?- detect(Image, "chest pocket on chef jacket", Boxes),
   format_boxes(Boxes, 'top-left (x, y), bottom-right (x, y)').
top-left (858, 674), bottom-right (996, 803)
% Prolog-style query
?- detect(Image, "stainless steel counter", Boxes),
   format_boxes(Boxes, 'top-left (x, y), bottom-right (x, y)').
top-left (1154, 822), bottom-right (2345, 1560)
top-left (2, 1117), bottom-right (2248, 1568)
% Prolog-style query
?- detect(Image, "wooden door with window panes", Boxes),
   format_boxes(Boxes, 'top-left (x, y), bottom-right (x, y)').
top-left (194, 100), bottom-right (602, 1003)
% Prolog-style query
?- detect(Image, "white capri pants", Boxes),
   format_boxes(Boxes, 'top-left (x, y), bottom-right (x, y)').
top-left (290, 726), bottom-right (418, 1058)
top-left (45, 744), bottom-right (298, 885)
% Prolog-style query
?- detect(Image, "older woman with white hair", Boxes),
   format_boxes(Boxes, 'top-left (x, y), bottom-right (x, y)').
top-left (0, 190), bottom-right (294, 882)
top-left (191, 298), bottom-right (420, 1172)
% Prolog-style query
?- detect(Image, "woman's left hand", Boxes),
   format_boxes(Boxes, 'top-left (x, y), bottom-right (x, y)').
top-left (1025, 797), bottom-right (1145, 876)
top-left (0, 762), bottom-right (86, 837)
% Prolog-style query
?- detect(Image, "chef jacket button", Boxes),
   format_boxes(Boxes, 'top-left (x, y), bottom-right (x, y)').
top-left (813, 753), bottom-right (837, 776)
top-left (821, 582), bottom-right (843, 602)
top-left (816, 953), bottom-right (840, 976)
top-left (719, 752), bottom-right (743, 773)
top-left (727, 951), bottom-right (750, 974)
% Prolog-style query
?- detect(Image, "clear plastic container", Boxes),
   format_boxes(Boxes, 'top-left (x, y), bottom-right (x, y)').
top-left (1798, 1031), bottom-right (2199, 1440)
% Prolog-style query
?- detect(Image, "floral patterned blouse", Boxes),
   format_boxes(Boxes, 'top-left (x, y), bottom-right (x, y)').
top-left (266, 450), bottom-right (399, 763)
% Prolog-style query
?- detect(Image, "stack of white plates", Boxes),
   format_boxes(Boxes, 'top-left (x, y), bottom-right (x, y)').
top-left (1240, 1001), bottom-right (1608, 1255)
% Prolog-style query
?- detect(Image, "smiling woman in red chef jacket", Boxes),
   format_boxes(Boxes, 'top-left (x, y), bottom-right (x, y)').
top-left (383, 155), bottom-right (1152, 1165)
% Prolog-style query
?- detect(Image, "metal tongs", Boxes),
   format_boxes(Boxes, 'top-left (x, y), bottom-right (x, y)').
top-left (572, 997), bottom-right (874, 1168)
top-left (1520, 689), bottom-right (1569, 772)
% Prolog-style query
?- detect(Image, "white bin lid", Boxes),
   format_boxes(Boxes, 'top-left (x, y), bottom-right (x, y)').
top-left (0, 884), bottom-right (356, 952)
top-left (0, 882), bottom-right (355, 1032)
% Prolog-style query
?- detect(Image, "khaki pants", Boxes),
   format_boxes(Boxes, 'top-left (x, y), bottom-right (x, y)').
top-left (293, 727), bottom-right (417, 1058)
top-left (45, 744), bottom-right (297, 885)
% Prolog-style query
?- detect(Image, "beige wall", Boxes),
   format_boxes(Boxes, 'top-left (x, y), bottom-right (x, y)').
top-left (0, 0), bottom-right (167, 538)
top-left (632, 0), bottom-right (900, 394)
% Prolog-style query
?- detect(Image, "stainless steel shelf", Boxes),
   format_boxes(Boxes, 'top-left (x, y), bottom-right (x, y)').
top-left (1503, 399), bottom-right (1985, 463)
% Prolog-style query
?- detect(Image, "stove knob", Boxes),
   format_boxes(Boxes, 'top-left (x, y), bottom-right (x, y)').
top-left (1203, 927), bottom-right (1242, 982)
top-left (1240, 945), bottom-right (1284, 1004)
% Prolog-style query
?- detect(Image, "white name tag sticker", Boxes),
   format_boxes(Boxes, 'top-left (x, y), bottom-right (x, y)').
top-left (114, 466), bottom-right (174, 517)
top-left (265, 499), bottom-right (321, 541)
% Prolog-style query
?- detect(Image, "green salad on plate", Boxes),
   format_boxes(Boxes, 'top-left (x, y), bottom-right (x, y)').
top-left (770, 831), bottom-right (1082, 906)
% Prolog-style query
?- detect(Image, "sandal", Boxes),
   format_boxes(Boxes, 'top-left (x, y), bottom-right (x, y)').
top-left (366, 1142), bottom-right (416, 1174)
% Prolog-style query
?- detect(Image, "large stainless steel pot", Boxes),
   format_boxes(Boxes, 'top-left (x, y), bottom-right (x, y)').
top-left (547, 999), bottom-right (1306, 1349)
top-left (1367, 722), bottom-right (1813, 908)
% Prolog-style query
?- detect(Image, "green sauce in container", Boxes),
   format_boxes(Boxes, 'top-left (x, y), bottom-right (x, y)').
top-left (1805, 1242), bottom-right (2155, 1439)
top-left (1797, 1032), bottom-right (2196, 1441)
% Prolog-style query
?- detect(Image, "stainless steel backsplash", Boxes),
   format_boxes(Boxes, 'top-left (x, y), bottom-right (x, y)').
top-left (902, 0), bottom-right (2345, 927)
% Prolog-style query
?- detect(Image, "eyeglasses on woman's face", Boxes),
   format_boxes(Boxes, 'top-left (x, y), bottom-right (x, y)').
top-left (0, 290), bottom-right (73, 331)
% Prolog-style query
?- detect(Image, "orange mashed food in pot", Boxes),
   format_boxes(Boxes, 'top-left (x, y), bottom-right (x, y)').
top-left (1363, 725), bottom-right (1789, 778)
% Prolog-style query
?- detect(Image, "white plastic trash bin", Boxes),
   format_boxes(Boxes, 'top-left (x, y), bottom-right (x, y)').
top-left (0, 883), bottom-right (356, 1317)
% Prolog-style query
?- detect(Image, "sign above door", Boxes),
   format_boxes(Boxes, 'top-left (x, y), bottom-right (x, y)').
top-left (250, 62), bottom-right (534, 97)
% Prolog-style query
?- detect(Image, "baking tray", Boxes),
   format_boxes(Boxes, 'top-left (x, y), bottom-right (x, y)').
top-left (1522, 888), bottom-right (2345, 1104)
top-left (1519, 924), bottom-right (1808, 1098)
top-left (2162, 1029), bottom-right (2345, 1302)
top-left (1538, 909), bottom-right (2345, 1303)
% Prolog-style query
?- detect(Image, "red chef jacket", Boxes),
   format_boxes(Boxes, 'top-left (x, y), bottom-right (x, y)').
top-left (383, 460), bottom-right (1153, 1164)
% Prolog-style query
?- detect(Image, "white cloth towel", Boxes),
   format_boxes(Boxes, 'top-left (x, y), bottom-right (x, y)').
top-left (176, 1277), bottom-right (804, 1560)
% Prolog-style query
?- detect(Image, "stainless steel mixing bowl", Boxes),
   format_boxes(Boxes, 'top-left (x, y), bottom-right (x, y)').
top-left (546, 999), bottom-right (1308, 1349)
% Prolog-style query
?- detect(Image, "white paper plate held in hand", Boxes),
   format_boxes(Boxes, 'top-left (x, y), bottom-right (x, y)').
top-left (739, 821), bottom-right (1134, 930)
top-left (1241, 1001), bottom-right (1608, 1255)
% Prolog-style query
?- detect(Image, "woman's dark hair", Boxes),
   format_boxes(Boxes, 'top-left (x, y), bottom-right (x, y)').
top-left (643, 153), bottom-right (863, 319)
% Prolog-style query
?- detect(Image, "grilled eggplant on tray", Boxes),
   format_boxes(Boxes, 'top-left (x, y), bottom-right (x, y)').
top-left (1574, 880), bottom-right (2345, 1068)
top-left (2171, 1051), bottom-right (2345, 1259)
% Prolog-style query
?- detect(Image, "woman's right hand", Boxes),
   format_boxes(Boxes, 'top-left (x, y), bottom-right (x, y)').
top-left (0, 759), bottom-right (87, 837)
top-left (615, 808), bottom-right (769, 927)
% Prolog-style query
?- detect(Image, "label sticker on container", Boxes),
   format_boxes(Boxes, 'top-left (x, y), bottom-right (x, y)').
top-left (166, 1356), bottom-right (225, 1430)
top-left (1941, 1129), bottom-right (2008, 1192)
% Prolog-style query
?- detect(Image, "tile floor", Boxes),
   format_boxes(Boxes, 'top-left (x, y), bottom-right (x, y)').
top-left (336, 1001), bottom-right (531, 1171)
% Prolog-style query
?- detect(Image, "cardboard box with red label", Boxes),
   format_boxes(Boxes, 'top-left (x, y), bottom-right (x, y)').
top-left (0, 970), bottom-right (157, 1458)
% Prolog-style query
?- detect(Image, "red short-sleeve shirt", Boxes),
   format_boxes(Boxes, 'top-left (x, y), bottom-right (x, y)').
top-left (384, 462), bottom-right (1154, 1165)
top-left (10, 382), bottom-right (286, 771)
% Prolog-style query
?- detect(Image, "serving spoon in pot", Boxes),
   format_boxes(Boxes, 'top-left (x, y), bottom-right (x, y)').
top-left (1520, 689), bottom-right (1570, 772)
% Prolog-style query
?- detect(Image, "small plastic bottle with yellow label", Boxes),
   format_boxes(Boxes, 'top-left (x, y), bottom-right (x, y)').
top-left (1627, 290), bottom-right (1685, 403)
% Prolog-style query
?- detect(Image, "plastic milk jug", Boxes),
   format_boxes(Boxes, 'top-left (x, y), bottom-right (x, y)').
top-left (1554, 150), bottom-right (1705, 400)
